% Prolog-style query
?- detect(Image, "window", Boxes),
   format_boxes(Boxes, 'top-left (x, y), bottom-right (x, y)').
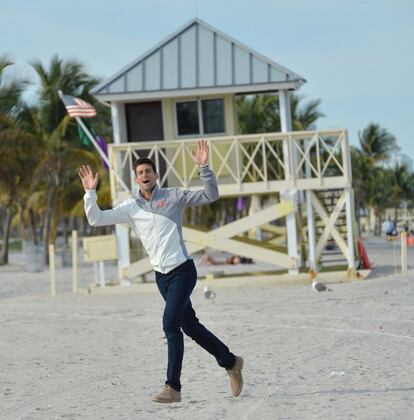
top-left (176, 101), bottom-right (199, 136)
top-left (202, 99), bottom-right (225, 134)
top-left (175, 98), bottom-right (225, 136)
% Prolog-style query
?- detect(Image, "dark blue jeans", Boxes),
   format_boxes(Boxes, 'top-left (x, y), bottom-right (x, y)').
top-left (155, 259), bottom-right (236, 392)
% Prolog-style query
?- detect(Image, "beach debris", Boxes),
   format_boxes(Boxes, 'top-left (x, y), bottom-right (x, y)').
top-left (312, 280), bottom-right (332, 292)
top-left (330, 369), bottom-right (345, 377)
top-left (203, 285), bottom-right (216, 300)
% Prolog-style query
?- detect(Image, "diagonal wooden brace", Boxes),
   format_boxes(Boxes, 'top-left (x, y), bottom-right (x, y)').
top-left (125, 200), bottom-right (295, 278)
top-left (183, 228), bottom-right (294, 267)
top-left (311, 191), bottom-right (349, 261)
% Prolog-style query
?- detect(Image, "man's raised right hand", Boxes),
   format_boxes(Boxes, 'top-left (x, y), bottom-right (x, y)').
top-left (79, 165), bottom-right (99, 191)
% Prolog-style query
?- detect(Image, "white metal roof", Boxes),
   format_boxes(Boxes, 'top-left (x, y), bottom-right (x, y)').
top-left (93, 18), bottom-right (306, 101)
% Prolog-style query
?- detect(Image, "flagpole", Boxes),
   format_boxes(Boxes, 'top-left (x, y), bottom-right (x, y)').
top-left (76, 117), bottom-right (130, 193)
top-left (58, 91), bottom-right (130, 193)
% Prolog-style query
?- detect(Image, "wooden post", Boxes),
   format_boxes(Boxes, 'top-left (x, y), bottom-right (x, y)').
top-left (401, 232), bottom-right (407, 274)
top-left (72, 230), bottom-right (78, 293)
top-left (49, 244), bottom-right (56, 297)
top-left (93, 262), bottom-right (99, 284)
top-left (305, 137), bottom-right (316, 269)
top-left (98, 261), bottom-right (106, 287)
top-left (342, 131), bottom-right (357, 269)
top-left (279, 89), bottom-right (299, 275)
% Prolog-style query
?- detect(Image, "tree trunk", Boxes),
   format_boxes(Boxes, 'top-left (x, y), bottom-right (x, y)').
top-left (80, 216), bottom-right (87, 236)
top-left (368, 207), bottom-right (376, 236)
top-left (0, 205), bottom-right (13, 265)
top-left (63, 217), bottom-right (69, 244)
top-left (42, 184), bottom-right (56, 264)
top-left (29, 208), bottom-right (37, 244)
top-left (50, 207), bottom-right (60, 245)
top-left (378, 212), bottom-right (383, 236)
top-left (374, 209), bottom-right (382, 236)
top-left (17, 204), bottom-right (27, 241)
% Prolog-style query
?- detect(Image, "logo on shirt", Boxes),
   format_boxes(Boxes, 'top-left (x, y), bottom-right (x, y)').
top-left (157, 200), bottom-right (166, 208)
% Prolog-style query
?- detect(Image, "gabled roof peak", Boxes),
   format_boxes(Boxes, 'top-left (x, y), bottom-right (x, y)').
top-left (93, 18), bottom-right (306, 99)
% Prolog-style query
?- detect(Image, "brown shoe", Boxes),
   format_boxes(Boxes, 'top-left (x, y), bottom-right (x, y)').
top-left (152, 385), bottom-right (181, 403)
top-left (226, 356), bottom-right (244, 397)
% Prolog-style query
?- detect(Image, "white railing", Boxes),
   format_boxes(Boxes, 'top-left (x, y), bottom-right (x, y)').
top-left (108, 129), bottom-right (352, 200)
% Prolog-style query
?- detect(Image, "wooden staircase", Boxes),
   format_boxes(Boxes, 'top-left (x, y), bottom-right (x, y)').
top-left (314, 189), bottom-right (349, 268)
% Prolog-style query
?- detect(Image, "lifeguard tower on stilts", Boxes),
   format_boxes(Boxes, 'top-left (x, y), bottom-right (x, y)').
top-left (92, 19), bottom-right (359, 282)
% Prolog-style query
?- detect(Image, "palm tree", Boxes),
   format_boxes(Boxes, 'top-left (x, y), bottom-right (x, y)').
top-left (290, 95), bottom-right (324, 131)
top-left (28, 56), bottom-right (114, 260)
top-left (237, 93), bottom-right (325, 134)
top-left (353, 123), bottom-right (400, 234)
top-left (237, 95), bottom-right (275, 134)
top-left (0, 56), bottom-right (28, 117)
top-left (390, 164), bottom-right (413, 222)
top-left (28, 109), bottom-right (101, 261)
top-left (0, 113), bottom-right (39, 264)
top-left (0, 57), bottom-right (31, 264)
top-left (29, 55), bottom-right (101, 261)
top-left (351, 147), bottom-right (373, 233)
top-left (358, 123), bottom-right (399, 166)
top-left (30, 55), bottom-right (98, 132)
top-left (367, 168), bottom-right (395, 235)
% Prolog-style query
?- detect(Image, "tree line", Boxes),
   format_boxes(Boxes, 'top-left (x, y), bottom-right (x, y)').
top-left (0, 55), bottom-right (112, 264)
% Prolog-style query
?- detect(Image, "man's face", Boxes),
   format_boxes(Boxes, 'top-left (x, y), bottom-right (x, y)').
top-left (135, 164), bottom-right (159, 193)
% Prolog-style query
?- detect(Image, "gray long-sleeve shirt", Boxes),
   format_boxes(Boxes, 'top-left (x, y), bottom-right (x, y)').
top-left (84, 166), bottom-right (219, 273)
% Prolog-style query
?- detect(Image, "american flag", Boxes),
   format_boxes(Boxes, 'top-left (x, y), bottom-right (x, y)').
top-left (60, 92), bottom-right (96, 118)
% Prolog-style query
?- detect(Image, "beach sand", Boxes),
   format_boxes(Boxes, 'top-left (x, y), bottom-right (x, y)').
top-left (0, 237), bottom-right (413, 419)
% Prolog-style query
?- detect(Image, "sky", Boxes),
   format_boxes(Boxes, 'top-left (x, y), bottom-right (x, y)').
top-left (2, 0), bottom-right (413, 163)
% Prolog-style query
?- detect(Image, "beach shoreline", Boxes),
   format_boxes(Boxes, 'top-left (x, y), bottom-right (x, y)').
top-left (0, 237), bottom-right (413, 419)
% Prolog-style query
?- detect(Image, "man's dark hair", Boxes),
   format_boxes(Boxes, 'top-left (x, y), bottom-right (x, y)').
top-left (133, 157), bottom-right (157, 175)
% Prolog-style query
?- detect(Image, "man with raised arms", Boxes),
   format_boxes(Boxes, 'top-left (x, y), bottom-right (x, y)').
top-left (79, 140), bottom-right (244, 404)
